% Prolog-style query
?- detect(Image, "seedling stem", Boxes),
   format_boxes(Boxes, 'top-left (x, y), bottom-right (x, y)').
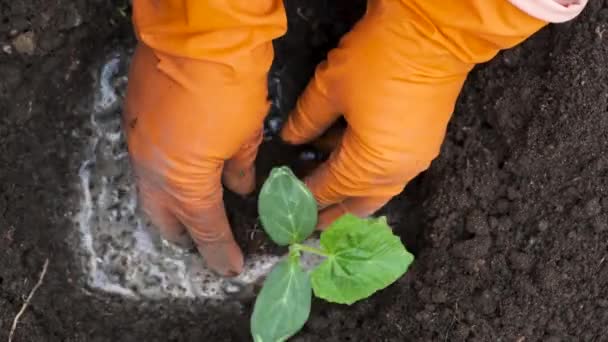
top-left (291, 243), bottom-right (330, 257)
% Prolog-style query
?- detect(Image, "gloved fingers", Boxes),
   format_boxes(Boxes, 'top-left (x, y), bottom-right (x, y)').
top-left (179, 201), bottom-right (244, 277)
top-left (136, 162), bottom-right (244, 277)
top-left (316, 196), bottom-right (392, 230)
top-left (223, 128), bottom-right (263, 196)
top-left (304, 128), bottom-right (407, 208)
top-left (136, 176), bottom-right (192, 248)
top-left (173, 168), bottom-right (244, 277)
top-left (281, 64), bottom-right (340, 145)
top-left (196, 240), bottom-right (244, 278)
top-left (311, 120), bottom-right (346, 155)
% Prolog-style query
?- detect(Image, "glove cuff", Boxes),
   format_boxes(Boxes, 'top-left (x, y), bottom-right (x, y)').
top-left (132, 0), bottom-right (286, 65)
top-left (508, 0), bottom-right (588, 23)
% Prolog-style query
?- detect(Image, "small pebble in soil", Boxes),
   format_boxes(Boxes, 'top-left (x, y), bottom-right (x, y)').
top-left (496, 198), bottom-right (510, 214)
top-left (455, 325), bottom-right (471, 340)
top-left (474, 290), bottom-right (496, 315)
top-left (2, 44), bottom-right (12, 54)
top-left (307, 314), bottom-right (330, 330)
top-left (570, 204), bottom-right (585, 218)
top-left (265, 117), bottom-right (283, 135)
top-left (536, 267), bottom-right (561, 291)
top-left (502, 48), bottom-right (521, 67)
top-left (222, 281), bottom-right (243, 294)
top-left (585, 197), bottom-right (602, 217)
top-left (0, 63), bottom-right (22, 90)
top-left (450, 236), bottom-right (492, 259)
top-left (591, 216), bottom-right (608, 232)
top-left (431, 288), bottom-right (448, 303)
top-left (416, 286), bottom-right (431, 302)
top-left (63, 4), bottom-right (83, 29)
top-left (414, 309), bottom-right (432, 322)
top-left (507, 186), bottom-right (521, 200)
top-left (465, 310), bottom-right (476, 322)
top-left (465, 209), bottom-right (489, 235)
top-left (463, 258), bottom-right (487, 274)
top-left (514, 275), bottom-right (539, 296)
top-left (299, 150), bottom-right (318, 161)
top-left (538, 220), bottom-right (549, 232)
top-left (508, 250), bottom-right (534, 272)
top-left (12, 31), bottom-right (36, 55)
top-left (488, 216), bottom-right (499, 229)
top-left (497, 216), bottom-right (514, 231)
top-left (39, 31), bottom-right (65, 53)
top-left (601, 197), bottom-right (608, 210)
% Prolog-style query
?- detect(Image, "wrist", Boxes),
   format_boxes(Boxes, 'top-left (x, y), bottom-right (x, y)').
top-left (132, 0), bottom-right (287, 65)
top-left (390, 0), bottom-right (550, 67)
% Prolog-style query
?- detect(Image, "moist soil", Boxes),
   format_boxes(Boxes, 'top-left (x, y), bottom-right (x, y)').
top-left (2, 0), bottom-right (608, 341)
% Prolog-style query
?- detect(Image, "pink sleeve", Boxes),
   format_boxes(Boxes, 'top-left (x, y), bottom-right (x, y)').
top-left (508, 0), bottom-right (588, 23)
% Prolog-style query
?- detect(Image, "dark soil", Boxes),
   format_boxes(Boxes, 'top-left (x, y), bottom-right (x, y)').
top-left (2, 0), bottom-right (608, 341)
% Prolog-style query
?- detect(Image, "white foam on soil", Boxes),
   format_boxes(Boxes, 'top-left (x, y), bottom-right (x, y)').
top-left (75, 53), bottom-right (321, 301)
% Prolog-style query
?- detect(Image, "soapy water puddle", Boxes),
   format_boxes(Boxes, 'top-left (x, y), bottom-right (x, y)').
top-left (75, 52), bottom-right (321, 301)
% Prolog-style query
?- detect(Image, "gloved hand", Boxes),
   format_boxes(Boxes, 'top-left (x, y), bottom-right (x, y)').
top-left (124, 0), bottom-right (285, 276)
top-left (282, 0), bottom-right (586, 229)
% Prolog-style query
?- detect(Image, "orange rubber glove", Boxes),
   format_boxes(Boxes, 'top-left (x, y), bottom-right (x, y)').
top-left (124, 1), bottom-right (286, 276)
top-left (281, 0), bottom-right (547, 229)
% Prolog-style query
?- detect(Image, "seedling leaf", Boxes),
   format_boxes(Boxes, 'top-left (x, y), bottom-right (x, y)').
top-left (258, 166), bottom-right (317, 245)
top-left (251, 256), bottom-right (312, 342)
top-left (252, 167), bottom-right (415, 341)
top-left (310, 214), bottom-right (414, 304)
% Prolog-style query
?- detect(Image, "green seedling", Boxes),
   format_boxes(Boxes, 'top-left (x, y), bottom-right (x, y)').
top-left (250, 166), bottom-right (415, 341)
